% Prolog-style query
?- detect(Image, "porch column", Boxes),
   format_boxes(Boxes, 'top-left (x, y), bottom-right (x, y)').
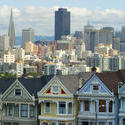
top-left (28, 104), bottom-right (30, 118)
top-left (57, 102), bottom-right (59, 114)
top-left (41, 103), bottom-right (42, 114)
top-left (19, 103), bottom-right (21, 118)
top-left (66, 102), bottom-right (68, 114)
top-left (106, 100), bottom-right (109, 113)
top-left (80, 101), bottom-right (84, 112)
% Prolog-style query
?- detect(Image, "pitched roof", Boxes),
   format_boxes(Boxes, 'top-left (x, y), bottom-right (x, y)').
top-left (57, 75), bottom-right (79, 94)
top-left (96, 69), bottom-right (125, 94)
top-left (0, 75), bottom-right (54, 97)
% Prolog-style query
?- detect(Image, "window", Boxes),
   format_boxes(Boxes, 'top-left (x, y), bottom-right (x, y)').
top-left (93, 85), bottom-right (99, 90)
top-left (21, 104), bottom-right (28, 117)
top-left (14, 105), bottom-right (19, 117)
top-left (45, 102), bottom-right (50, 113)
top-left (99, 100), bottom-right (106, 112)
top-left (8, 104), bottom-right (13, 116)
top-left (109, 122), bottom-right (112, 125)
top-left (15, 89), bottom-right (21, 96)
top-left (52, 86), bottom-right (59, 93)
top-left (59, 102), bottom-right (66, 114)
top-left (84, 100), bottom-right (89, 111)
top-left (68, 103), bottom-right (72, 114)
top-left (30, 105), bottom-right (35, 117)
top-left (109, 101), bottom-right (113, 112)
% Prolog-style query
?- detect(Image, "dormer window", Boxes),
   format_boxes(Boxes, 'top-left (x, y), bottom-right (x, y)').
top-left (93, 85), bottom-right (99, 90)
top-left (15, 89), bottom-right (21, 96)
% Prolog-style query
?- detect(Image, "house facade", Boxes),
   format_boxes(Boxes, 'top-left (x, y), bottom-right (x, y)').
top-left (77, 74), bottom-right (116, 125)
top-left (0, 79), bottom-right (37, 125)
top-left (38, 75), bottom-right (79, 125)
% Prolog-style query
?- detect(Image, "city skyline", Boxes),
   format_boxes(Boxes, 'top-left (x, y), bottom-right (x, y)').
top-left (1, 1), bottom-right (125, 36)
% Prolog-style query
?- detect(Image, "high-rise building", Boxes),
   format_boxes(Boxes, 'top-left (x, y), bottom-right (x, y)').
top-left (99, 27), bottom-right (113, 45)
top-left (8, 8), bottom-right (15, 48)
top-left (121, 26), bottom-right (125, 42)
top-left (55, 8), bottom-right (70, 40)
top-left (84, 23), bottom-right (99, 52)
top-left (22, 28), bottom-right (34, 48)
top-left (0, 35), bottom-right (9, 51)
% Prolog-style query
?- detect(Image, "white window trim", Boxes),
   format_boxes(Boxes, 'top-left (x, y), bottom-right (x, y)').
top-left (14, 89), bottom-right (22, 96)
top-left (44, 102), bottom-right (51, 114)
top-left (58, 102), bottom-right (66, 115)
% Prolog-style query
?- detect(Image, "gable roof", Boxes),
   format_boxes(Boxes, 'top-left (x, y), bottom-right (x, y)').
top-left (96, 69), bottom-right (125, 94)
top-left (57, 75), bottom-right (79, 94)
top-left (0, 75), bottom-right (54, 97)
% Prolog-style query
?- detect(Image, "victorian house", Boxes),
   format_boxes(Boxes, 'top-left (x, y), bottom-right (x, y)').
top-left (38, 75), bottom-right (79, 125)
top-left (0, 78), bottom-right (45, 125)
top-left (77, 74), bottom-right (116, 125)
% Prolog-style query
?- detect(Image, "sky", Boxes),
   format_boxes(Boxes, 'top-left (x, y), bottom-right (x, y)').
top-left (0, 0), bottom-right (125, 36)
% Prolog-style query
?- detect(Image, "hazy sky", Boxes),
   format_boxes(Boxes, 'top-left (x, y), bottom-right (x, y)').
top-left (0, 0), bottom-right (125, 36)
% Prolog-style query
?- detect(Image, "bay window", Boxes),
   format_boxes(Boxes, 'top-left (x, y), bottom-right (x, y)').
top-left (59, 102), bottom-right (66, 114)
top-left (21, 104), bottom-right (28, 117)
top-left (99, 100), bottom-right (106, 112)
top-left (30, 105), bottom-right (35, 117)
top-left (45, 102), bottom-right (50, 113)
top-left (68, 102), bottom-right (72, 114)
top-left (84, 100), bottom-right (89, 111)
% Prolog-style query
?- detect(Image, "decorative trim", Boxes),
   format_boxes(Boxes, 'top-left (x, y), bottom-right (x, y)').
top-left (38, 116), bottom-right (75, 121)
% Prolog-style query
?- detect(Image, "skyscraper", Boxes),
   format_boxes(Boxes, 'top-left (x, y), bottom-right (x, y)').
top-left (8, 8), bottom-right (15, 48)
top-left (22, 28), bottom-right (34, 48)
top-left (55, 8), bottom-right (70, 40)
top-left (121, 26), bottom-right (125, 42)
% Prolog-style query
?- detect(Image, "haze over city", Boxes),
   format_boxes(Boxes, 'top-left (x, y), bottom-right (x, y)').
top-left (1, 0), bottom-right (125, 36)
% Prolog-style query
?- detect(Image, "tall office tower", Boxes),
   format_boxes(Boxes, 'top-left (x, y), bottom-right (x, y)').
top-left (0, 35), bottom-right (10, 51)
top-left (8, 8), bottom-right (15, 48)
top-left (99, 27), bottom-right (114, 45)
top-left (22, 28), bottom-right (34, 48)
top-left (55, 8), bottom-right (70, 40)
top-left (121, 26), bottom-right (125, 42)
top-left (84, 22), bottom-right (99, 52)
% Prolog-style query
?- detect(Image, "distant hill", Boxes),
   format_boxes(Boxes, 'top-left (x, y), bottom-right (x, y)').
top-left (16, 36), bottom-right (54, 46)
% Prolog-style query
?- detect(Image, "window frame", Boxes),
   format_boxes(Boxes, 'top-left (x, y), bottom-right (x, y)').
top-left (30, 105), bottom-right (35, 117)
top-left (21, 104), bottom-right (28, 117)
top-left (59, 102), bottom-right (66, 114)
top-left (14, 89), bottom-right (22, 96)
top-left (84, 100), bottom-right (90, 111)
top-left (45, 102), bottom-right (51, 113)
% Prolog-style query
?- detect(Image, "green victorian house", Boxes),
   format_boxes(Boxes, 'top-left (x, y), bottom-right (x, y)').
top-left (0, 77), bottom-right (50, 125)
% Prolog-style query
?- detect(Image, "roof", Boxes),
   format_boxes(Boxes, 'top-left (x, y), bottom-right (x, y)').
top-left (57, 75), bottom-right (79, 94)
top-left (0, 75), bottom-right (54, 97)
top-left (96, 70), bottom-right (125, 94)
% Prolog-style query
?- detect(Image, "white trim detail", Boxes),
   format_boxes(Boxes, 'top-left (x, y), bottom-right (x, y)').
top-left (38, 116), bottom-right (75, 121)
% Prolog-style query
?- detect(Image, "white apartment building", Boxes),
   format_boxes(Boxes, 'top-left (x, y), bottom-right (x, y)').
top-left (3, 51), bottom-right (15, 63)
top-left (0, 35), bottom-right (10, 51)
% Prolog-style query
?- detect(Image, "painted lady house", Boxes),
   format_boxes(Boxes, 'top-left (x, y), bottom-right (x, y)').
top-left (0, 78), bottom-right (45, 125)
top-left (77, 74), bottom-right (116, 125)
top-left (38, 75), bottom-right (79, 125)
